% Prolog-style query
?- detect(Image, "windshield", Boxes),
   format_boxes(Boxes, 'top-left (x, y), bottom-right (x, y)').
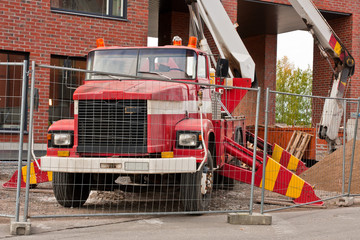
top-left (86, 48), bottom-right (197, 80)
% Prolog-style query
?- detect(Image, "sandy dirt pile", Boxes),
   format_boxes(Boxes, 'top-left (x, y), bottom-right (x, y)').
top-left (300, 140), bottom-right (360, 194)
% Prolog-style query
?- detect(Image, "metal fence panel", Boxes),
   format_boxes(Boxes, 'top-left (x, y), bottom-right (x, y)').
top-left (4, 62), bottom-right (360, 222)
top-left (260, 89), bottom-right (360, 213)
top-left (0, 61), bottom-right (28, 220)
top-left (18, 63), bottom-right (264, 218)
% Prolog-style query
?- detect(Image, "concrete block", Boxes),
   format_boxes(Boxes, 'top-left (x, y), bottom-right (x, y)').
top-left (336, 197), bottom-right (354, 207)
top-left (353, 197), bottom-right (360, 204)
top-left (10, 220), bottom-right (31, 235)
top-left (227, 213), bottom-right (272, 225)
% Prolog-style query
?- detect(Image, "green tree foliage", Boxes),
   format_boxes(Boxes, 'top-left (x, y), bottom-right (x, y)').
top-left (276, 56), bottom-right (312, 126)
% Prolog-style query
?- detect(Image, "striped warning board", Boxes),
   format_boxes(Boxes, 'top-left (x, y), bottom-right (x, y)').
top-left (259, 157), bottom-right (322, 204)
top-left (259, 157), bottom-right (304, 199)
top-left (272, 144), bottom-right (308, 175)
top-left (2, 159), bottom-right (52, 188)
top-left (219, 159), bottom-right (323, 205)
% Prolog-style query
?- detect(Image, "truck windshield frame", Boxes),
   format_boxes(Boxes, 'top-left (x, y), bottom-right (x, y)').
top-left (85, 48), bottom-right (198, 80)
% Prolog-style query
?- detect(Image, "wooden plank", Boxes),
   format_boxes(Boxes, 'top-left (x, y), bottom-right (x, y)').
top-left (286, 131), bottom-right (297, 152)
top-left (289, 131), bottom-right (301, 155)
top-left (286, 131), bottom-right (313, 160)
top-left (298, 134), bottom-right (312, 159)
top-left (294, 132), bottom-right (305, 158)
top-left (295, 133), bottom-right (306, 158)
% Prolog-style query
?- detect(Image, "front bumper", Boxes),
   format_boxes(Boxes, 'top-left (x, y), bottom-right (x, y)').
top-left (40, 156), bottom-right (197, 174)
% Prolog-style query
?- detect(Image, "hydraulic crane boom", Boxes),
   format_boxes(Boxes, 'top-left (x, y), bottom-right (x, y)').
top-left (289, 0), bottom-right (355, 151)
top-left (187, 0), bottom-right (354, 151)
top-left (189, 0), bottom-right (355, 152)
top-left (186, 0), bottom-right (256, 82)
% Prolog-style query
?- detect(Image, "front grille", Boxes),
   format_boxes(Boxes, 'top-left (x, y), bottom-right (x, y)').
top-left (77, 100), bottom-right (147, 154)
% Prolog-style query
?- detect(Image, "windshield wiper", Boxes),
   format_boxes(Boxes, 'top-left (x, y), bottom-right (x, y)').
top-left (137, 71), bottom-right (172, 80)
top-left (90, 73), bottom-right (125, 80)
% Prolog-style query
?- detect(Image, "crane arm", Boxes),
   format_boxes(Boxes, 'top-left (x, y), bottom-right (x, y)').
top-left (289, 0), bottom-right (355, 151)
top-left (186, 0), bottom-right (355, 151)
top-left (186, 0), bottom-right (256, 82)
top-left (289, 0), bottom-right (355, 78)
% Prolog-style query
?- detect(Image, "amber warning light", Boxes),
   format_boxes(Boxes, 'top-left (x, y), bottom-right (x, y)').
top-left (172, 36), bottom-right (182, 46)
top-left (188, 36), bottom-right (197, 48)
top-left (96, 38), bottom-right (105, 48)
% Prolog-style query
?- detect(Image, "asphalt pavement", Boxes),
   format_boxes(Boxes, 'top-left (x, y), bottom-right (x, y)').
top-left (1, 206), bottom-right (360, 239)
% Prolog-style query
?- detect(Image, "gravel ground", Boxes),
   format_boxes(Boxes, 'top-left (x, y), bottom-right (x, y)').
top-left (0, 161), bottom-right (347, 219)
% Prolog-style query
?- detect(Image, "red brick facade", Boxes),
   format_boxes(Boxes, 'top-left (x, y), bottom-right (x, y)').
top-left (1, 0), bottom-right (148, 143)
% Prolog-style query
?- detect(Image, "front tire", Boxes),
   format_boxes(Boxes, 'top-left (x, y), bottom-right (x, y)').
top-left (181, 151), bottom-right (214, 212)
top-left (53, 172), bottom-right (90, 208)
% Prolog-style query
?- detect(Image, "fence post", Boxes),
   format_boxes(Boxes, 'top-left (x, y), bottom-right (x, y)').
top-left (23, 61), bottom-right (36, 222)
top-left (260, 88), bottom-right (270, 214)
top-left (347, 98), bottom-right (360, 195)
top-left (14, 60), bottom-right (28, 222)
top-left (342, 99), bottom-right (346, 195)
top-left (249, 87), bottom-right (261, 215)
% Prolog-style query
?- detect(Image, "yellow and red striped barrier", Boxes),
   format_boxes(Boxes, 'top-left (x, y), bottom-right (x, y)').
top-left (219, 157), bottom-right (323, 205)
top-left (2, 159), bottom-right (52, 188)
top-left (220, 138), bottom-right (323, 205)
top-left (259, 157), bottom-right (322, 205)
top-left (272, 144), bottom-right (308, 175)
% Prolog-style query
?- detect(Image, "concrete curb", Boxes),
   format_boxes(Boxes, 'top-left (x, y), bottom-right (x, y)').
top-left (227, 213), bottom-right (272, 225)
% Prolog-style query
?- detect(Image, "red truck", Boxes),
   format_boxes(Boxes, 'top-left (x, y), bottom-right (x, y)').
top-left (41, 42), bottom-right (254, 211)
top-left (42, 0), bottom-right (344, 210)
top-left (41, 40), bottom-right (323, 210)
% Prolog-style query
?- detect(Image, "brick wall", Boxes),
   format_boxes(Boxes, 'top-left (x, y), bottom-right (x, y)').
top-left (222, 0), bottom-right (238, 23)
top-left (0, 0), bottom-right (149, 143)
top-left (235, 34), bottom-right (277, 126)
top-left (158, 0), bottom-right (238, 47)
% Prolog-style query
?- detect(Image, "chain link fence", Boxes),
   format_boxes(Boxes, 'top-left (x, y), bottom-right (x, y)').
top-left (0, 62), bottom-right (264, 221)
top-left (1, 61), bottom-right (359, 231)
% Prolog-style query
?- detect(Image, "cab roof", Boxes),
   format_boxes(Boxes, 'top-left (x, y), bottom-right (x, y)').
top-left (88, 45), bottom-right (205, 55)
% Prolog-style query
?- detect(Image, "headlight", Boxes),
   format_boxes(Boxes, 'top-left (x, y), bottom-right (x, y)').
top-left (53, 133), bottom-right (71, 146)
top-left (178, 133), bottom-right (198, 147)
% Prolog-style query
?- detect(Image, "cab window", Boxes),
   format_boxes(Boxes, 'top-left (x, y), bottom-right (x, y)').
top-left (197, 54), bottom-right (207, 78)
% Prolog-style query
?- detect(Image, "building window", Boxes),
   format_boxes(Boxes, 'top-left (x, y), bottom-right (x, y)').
top-left (49, 55), bottom-right (86, 124)
top-left (0, 51), bottom-right (29, 131)
top-left (50, 0), bottom-right (127, 19)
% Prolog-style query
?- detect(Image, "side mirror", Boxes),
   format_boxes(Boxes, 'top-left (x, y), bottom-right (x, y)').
top-left (215, 58), bottom-right (229, 78)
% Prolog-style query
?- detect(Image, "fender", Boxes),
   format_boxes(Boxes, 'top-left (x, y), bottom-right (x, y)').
top-left (47, 119), bottom-right (77, 157)
top-left (175, 118), bottom-right (214, 145)
top-left (174, 118), bottom-right (214, 161)
top-left (48, 119), bottom-right (74, 132)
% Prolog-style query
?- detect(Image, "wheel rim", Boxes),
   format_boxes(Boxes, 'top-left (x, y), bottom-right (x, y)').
top-left (200, 165), bottom-right (213, 196)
